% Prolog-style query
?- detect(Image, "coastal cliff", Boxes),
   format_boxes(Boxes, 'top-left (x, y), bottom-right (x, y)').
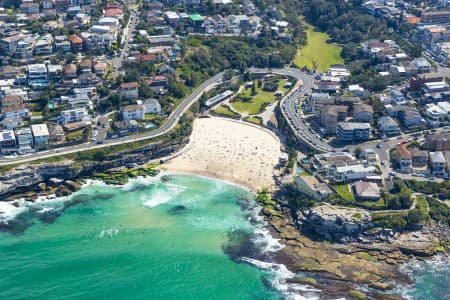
top-left (0, 140), bottom-right (186, 201)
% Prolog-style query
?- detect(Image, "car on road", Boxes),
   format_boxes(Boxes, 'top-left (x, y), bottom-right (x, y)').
top-left (376, 144), bottom-right (382, 149)
top-left (389, 171), bottom-right (396, 176)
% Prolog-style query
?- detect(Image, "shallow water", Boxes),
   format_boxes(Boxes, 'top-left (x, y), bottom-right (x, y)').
top-left (0, 175), bottom-right (284, 300)
top-left (0, 174), bottom-right (446, 300)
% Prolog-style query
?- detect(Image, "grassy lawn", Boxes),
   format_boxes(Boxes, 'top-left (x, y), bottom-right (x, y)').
top-left (333, 184), bottom-right (355, 201)
top-left (243, 116), bottom-right (263, 125)
top-left (211, 104), bottom-right (241, 119)
top-left (65, 128), bottom-right (88, 142)
top-left (295, 27), bottom-right (344, 72)
top-left (231, 79), bottom-right (288, 115)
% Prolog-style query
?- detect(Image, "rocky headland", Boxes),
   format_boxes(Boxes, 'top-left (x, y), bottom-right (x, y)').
top-left (0, 140), bottom-right (186, 203)
top-left (259, 195), bottom-right (449, 300)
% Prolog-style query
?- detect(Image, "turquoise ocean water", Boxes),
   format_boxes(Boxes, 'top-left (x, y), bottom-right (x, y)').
top-left (0, 175), bottom-right (286, 300)
top-left (0, 174), bottom-right (447, 300)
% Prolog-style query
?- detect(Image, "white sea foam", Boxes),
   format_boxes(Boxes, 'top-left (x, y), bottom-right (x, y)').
top-left (141, 182), bottom-right (186, 208)
top-left (252, 226), bottom-right (284, 253)
top-left (98, 228), bottom-right (119, 239)
top-left (396, 254), bottom-right (450, 299)
top-left (82, 179), bottom-right (109, 187)
top-left (240, 257), bottom-right (320, 300)
top-left (0, 202), bottom-right (28, 224)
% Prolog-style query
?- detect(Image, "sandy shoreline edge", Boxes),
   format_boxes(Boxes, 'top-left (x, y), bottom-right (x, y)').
top-left (161, 117), bottom-right (286, 192)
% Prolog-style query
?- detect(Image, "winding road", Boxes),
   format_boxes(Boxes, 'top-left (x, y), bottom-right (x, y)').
top-left (0, 72), bottom-right (224, 166)
top-left (249, 67), bottom-right (331, 152)
top-left (1, 65), bottom-right (338, 166)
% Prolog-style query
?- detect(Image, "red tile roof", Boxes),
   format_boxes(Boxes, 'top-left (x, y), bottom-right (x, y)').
top-left (69, 34), bottom-right (82, 44)
top-left (396, 144), bottom-right (412, 159)
top-left (105, 8), bottom-right (123, 17)
top-left (120, 82), bottom-right (139, 89)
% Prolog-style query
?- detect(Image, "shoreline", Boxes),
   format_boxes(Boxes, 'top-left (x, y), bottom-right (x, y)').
top-left (1, 169), bottom-right (448, 299)
top-left (162, 117), bottom-right (285, 192)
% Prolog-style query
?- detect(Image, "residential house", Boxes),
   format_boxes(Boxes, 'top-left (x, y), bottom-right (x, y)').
top-left (427, 132), bottom-right (450, 151)
top-left (69, 34), bottom-right (83, 52)
top-left (61, 94), bottom-right (91, 110)
top-left (64, 64), bottom-right (77, 79)
top-left (0, 95), bottom-right (27, 122)
top-left (16, 36), bottom-right (36, 59)
top-left (311, 152), bottom-right (360, 173)
top-left (1, 34), bottom-right (23, 56)
top-left (1, 66), bottom-right (21, 79)
top-left (320, 105), bottom-right (347, 135)
top-left (425, 101), bottom-right (450, 125)
top-left (396, 144), bottom-right (412, 173)
top-left (430, 151), bottom-right (447, 177)
top-left (422, 81), bottom-right (449, 94)
top-left (77, 73), bottom-right (101, 86)
top-left (329, 164), bottom-right (377, 183)
top-left (336, 122), bottom-right (371, 142)
top-left (48, 124), bottom-right (65, 143)
top-left (157, 64), bottom-right (175, 75)
top-left (105, 7), bottom-right (123, 19)
top-left (413, 57), bottom-right (432, 73)
top-left (145, 76), bottom-right (169, 94)
top-left (353, 181), bottom-right (380, 201)
top-left (421, 11), bottom-right (450, 24)
top-left (93, 61), bottom-right (107, 76)
top-left (143, 98), bottom-right (161, 114)
top-left (54, 35), bottom-right (71, 53)
top-left (353, 104), bottom-right (373, 122)
top-left (148, 35), bottom-right (176, 47)
top-left (113, 120), bottom-right (140, 133)
top-left (399, 107), bottom-right (425, 128)
top-left (121, 104), bottom-right (144, 121)
top-left (315, 81), bottom-right (340, 93)
top-left (79, 59), bottom-right (92, 73)
top-left (410, 148), bottom-right (429, 168)
top-left (120, 82), bottom-right (139, 99)
top-left (31, 124), bottom-right (50, 145)
top-left (378, 116), bottom-right (400, 137)
top-left (34, 34), bottom-right (53, 55)
top-left (390, 89), bottom-right (406, 105)
top-left (0, 130), bottom-right (16, 154)
top-left (48, 64), bottom-right (63, 82)
top-left (335, 96), bottom-right (362, 115)
top-left (410, 73), bottom-right (444, 91)
top-left (19, 2), bottom-right (40, 14)
top-left (27, 64), bottom-right (49, 87)
top-left (14, 127), bottom-right (33, 153)
top-left (294, 175), bottom-right (333, 201)
top-left (306, 93), bottom-right (333, 114)
top-left (60, 108), bottom-right (91, 124)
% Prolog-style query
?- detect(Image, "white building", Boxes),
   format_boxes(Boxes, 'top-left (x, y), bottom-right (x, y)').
top-left (31, 124), bottom-right (50, 145)
top-left (425, 101), bottom-right (450, 125)
top-left (121, 105), bottom-right (144, 121)
top-left (0, 130), bottom-right (16, 154)
top-left (60, 108), bottom-right (91, 124)
top-left (142, 98), bottom-right (161, 114)
top-left (329, 164), bottom-right (377, 183)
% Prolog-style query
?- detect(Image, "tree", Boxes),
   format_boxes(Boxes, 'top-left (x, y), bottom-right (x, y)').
top-left (354, 146), bottom-right (362, 159)
top-left (251, 82), bottom-right (256, 96)
top-left (93, 150), bottom-right (106, 161)
top-left (407, 209), bottom-right (423, 225)
top-left (399, 191), bottom-right (412, 209)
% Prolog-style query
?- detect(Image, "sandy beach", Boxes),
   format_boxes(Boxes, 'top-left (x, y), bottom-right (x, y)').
top-left (163, 117), bottom-right (285, 191)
